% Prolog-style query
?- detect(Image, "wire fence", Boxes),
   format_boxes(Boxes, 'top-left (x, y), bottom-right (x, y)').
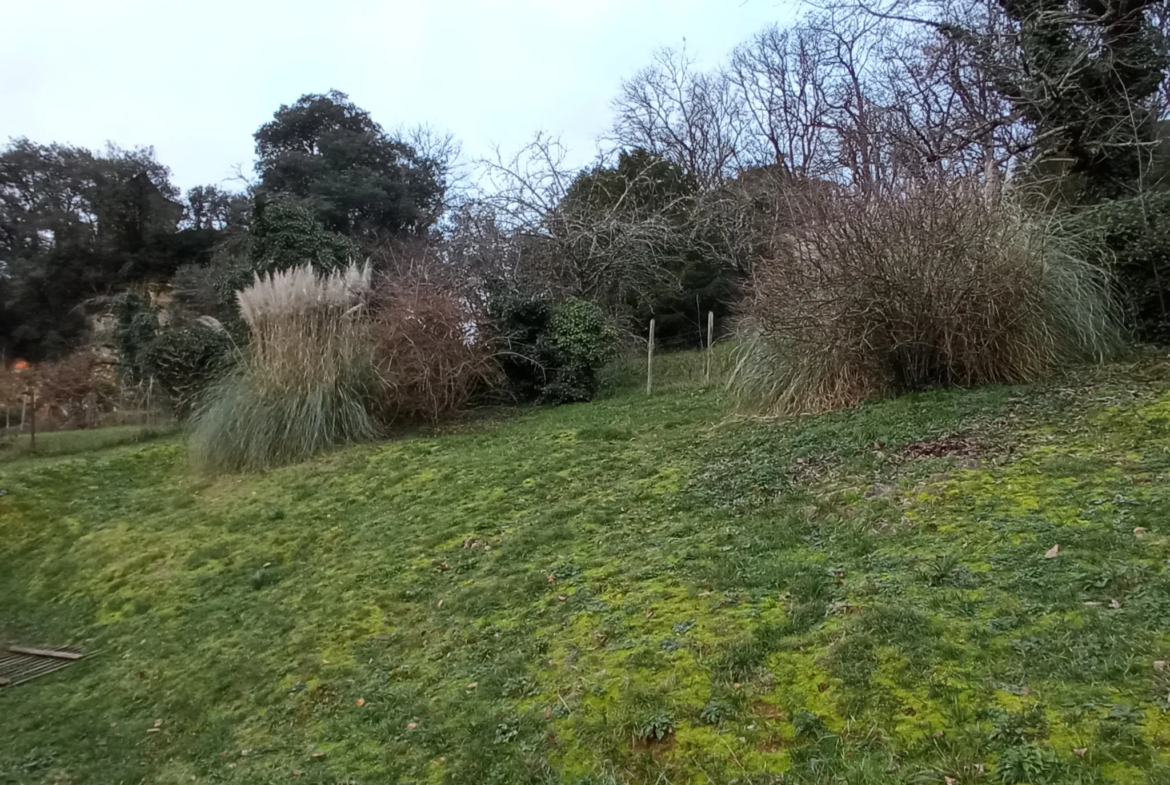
top-left (605, 312), bottom-right (739, 394)
top-left (0, 370), bottom-right (171, 459)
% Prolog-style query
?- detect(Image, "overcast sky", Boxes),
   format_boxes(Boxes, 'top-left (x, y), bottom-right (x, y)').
top-left (1, 0), bottom-right (793, 193)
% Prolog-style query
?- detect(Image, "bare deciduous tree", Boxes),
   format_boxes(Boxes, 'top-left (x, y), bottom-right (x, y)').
top-left (464, 135), bottom-right (744, 328)
top-left (728, 24), bottom-right (840, 178)
top-left (611, 47), bottom-right (748, 188)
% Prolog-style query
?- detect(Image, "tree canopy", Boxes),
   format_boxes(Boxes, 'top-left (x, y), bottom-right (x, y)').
top-left (0, 140), bottom-right (187, 359)
top-left (254, 90), bottom-right (445, 243)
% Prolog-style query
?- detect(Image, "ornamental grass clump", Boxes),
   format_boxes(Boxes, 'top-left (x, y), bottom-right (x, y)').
top-left (191, 264), bottom-right (376, 471)
top-left (732, 181), bottom-right (1121, 415)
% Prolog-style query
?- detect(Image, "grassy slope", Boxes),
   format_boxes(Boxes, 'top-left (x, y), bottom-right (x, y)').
top-left (4, 354), bottom-right (1170, 784)
top-left (0, 424), bottom-right (173, 463)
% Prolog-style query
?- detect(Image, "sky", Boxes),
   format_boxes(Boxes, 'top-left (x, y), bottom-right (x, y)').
top-left (0, 0), bottom-right (794, 193)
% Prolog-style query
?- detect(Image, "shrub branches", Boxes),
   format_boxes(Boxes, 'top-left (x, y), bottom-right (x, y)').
top-left (371, 275), bottom-right (498, 424)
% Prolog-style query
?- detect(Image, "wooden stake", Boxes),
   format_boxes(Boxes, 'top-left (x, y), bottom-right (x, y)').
top-left (28, 384), bottom-right (35, 452)
top-left (646, 319), bottom-right (656, 396)
top-left (706, 311), bottom-right (715, 383)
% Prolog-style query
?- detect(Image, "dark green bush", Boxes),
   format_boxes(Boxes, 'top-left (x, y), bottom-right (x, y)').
top-left (486, 290), bottom-right (617, 404)
top-left (539, 298), bottom-right (618, 403)
top-left (486, 288), bottom-right (554, 401)
top-left (250, 195), bottom-right (360, 274)
top-left (111, 290), bottom-right (160, 383)
top-left (1076, 191), bottom-right (1170, 343)
top-left (143, 323), bottom-right (237, 418)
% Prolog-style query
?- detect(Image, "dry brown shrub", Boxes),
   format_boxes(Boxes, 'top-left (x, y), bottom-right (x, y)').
top-left (371, 273), bottom-right (499, 425)
top-left (732, 179), bottom-right (1121, 414)
top-left (30, 352), bottom-right (117, 429)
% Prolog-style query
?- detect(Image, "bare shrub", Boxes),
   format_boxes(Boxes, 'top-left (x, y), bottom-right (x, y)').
top-left (732, 180), bottom-right (1121, 414)
top-left (35, 352), bottom-right (117, 429)
top-left (371, 274), bottom-right (498, 424)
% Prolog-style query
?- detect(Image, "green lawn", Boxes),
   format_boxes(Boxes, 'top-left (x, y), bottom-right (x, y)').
top-left (4, 353), bottom-right (1170, 784)
top-left (0, 423), bottom-right (173, 463)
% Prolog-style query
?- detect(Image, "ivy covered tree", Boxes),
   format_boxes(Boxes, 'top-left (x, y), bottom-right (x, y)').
top-left (938, 0), bottom-right (1170, 198)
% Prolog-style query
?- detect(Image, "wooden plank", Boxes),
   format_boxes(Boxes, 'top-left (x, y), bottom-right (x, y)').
top-left (7, 646), bottom-right (82, 661)
top-left (0, 676), bottom-right (10, 686)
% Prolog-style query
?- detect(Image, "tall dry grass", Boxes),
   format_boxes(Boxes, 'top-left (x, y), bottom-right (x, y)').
top-left (732, 180), bottom-right (1121, 415)
top-left (190, 264), bottom-right (377, 471)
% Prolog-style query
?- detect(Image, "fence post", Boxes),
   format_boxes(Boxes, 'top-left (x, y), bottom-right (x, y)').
top-left (706, 311), bottom-right (715, 384)
top-left (646, 318), bottom-right (656, 396)
top-left (28, 384), bottom-right (35, 452)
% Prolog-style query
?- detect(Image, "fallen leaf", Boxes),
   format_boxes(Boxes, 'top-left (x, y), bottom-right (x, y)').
top-left (1110, 599), bottom-right (1122, 609)
top-left (645, 609), bottom-right (654, 618)
top-left (311, 752), bottom-right (325, 759)
top-left (733, 683), bottom-right (742, 690)
top-left (190, 777), bottom-right (196, 782)
top-left (945, 777), bottom-right (957, 785)
top-left (110, 722), bottom-right (117, 728)
top-left (1020, 686), bottom-right (1031, 696)
top-left (547, 574), bottom-right (556, 584)
top-left (1155, 660), bottom-right (1168, 672)
top-left (436, 599), bottom-right (443, 608)
top-left (467, 682), bottom-right (478, 690)
top-left (557, 595), bottom-right (567, 601)
top-left (146, 728), bottom-right (161, 734)
top-left (322, 659), bottom-right (330, 665)
top-left (356, 698), bottom-right (365, 707)
top-left (154, 719), bottom-right (163, 728)
top-left (1074, 747), bottom-right (1088, 758)
top-left (544, 708), bottom-right (552, 720)
top-left (292, 771), bottom-right (302, 777)
top-left (1135, 527), bottom-right (1149, 536)
top-left (1045, 544), bottom-right (1060, 559)
top-left (406, 722), bottom-right (418, 730)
